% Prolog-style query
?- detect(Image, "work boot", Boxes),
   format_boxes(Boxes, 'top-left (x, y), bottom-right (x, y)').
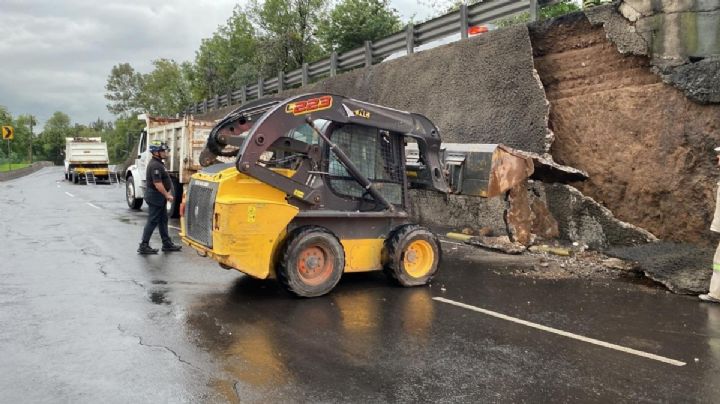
top-left (699, 294), bottom-right (720, 303)
top-left (137, 242), bottom-right (159, 255)
top-left (162, 242), bottom-right (182, 252)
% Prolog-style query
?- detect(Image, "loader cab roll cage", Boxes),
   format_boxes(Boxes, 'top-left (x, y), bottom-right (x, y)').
top-left (204, 94), bottom-right (449, 212)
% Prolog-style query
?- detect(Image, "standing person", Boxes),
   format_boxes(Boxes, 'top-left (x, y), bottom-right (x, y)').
top-left (700, 146), bottom-right (720, 303)
top-left (137, 143), bottom-right (182, 255)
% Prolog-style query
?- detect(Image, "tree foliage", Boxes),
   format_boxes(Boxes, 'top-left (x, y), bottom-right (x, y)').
top-left (495, 0), bottom-right (580, 27)
top-left (249, 0), bottom-right (328, 75)
top-left (191, 8), bottom-right (258, 100)
top-left (41, 112), bottom-right (73, 165)
top-left (137, 59), bottom-right (192, 116)
top-left (105, 63), bottom-right (143, 118)
top-left (317, 0), bottom-right (401, 53)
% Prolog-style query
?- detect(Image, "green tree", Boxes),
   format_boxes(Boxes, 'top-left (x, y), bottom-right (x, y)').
top-left (105, 116), bottom-right (145, 164)
top-left (105, 63), bottom-right (143, 117)
top-left (495, 0), bottom-right (580, 27)
top-left (249, 0), bottom-right (328, 76)
top-left (14, 115), bottom-right (37, 163)
top-left (191, 8), bottom-right (259, 100)
top-left (42, 112), bottom-right (73, 164)
top-left (138, 59), bottom-right (193, 116)
top-left (317, 0), bottom-right (401, 53)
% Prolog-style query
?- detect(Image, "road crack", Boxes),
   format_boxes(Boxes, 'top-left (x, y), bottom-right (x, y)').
top-left (117, 324), bottom-right (199, 370)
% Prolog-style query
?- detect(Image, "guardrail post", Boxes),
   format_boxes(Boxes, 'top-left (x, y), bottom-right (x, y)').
top-left (365, 41), bottom-right (372, 67)
top-left (330, 51), bottom-right (338, 77)
top-left (278, 71), bottom-right (285, 92)
top-left (530, 0), bottom-right (539, 22)
top-left (226, 90), bottom-right (233, 106)
top-left (213, 94), bottom-right (219, 110)
top-left (460, 4), bottom-right (468, 39)
top-left (241, 85), bottom-right (247, 104)
top-left (406, 24), bottom-right (415, 55)
top-left (302, 63), bottom-right (309, 86)
top-left (202, 99), bottom-right (208, 113)
top-left (258, 77), bottom-right (264, 98)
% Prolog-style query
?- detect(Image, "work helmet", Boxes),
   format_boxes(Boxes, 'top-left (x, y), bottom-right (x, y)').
top-left (149, 141), bottom-right (169, 154)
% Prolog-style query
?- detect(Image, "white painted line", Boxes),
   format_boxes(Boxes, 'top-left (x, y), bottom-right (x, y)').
top-left (87, 203), bottom-right (101, 210)
top-left (169, 225), bottom-right (181, 231)
top-left (440, 240), bottom-right (465, 246)
top-left (433, 297), bottom-right (686, 367)
top-left (64, 192), bottom-right (74, 198)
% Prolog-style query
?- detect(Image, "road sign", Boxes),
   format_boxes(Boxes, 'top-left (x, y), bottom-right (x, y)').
top-left (2, 126), bottom-right (14, 140)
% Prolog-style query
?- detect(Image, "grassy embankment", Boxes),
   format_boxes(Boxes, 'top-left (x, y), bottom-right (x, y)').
top-left (0, 163), bottom-right (30, 172)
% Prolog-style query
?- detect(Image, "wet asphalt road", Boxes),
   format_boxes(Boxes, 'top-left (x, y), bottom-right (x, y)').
top-left (2, 167), bottom-right (720, 403)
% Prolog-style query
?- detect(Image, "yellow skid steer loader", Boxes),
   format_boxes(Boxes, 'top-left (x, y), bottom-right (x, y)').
top-left (180, 94), bottom-right (578, 297)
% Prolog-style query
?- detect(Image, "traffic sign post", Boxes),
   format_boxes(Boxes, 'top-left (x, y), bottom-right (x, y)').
top-left (2, 126), bottom-right (14, 171)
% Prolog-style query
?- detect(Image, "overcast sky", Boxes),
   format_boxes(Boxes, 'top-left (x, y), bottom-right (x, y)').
top-left (0, 0), bottom-right (439, 129)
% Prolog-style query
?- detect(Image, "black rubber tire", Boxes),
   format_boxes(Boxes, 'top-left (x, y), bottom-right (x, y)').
top-left (64, 172), bottom-right (68, 180)
top-left (72, 172), bottom-right (79, 184)
top-left (382, 224), bottom-right (441, 287)
top-left (166, 177), bottom-right (182, 219)
top-left (126, 176), bottom-right (143, 210)
top-left (277, 226), bottom-right (345, 297)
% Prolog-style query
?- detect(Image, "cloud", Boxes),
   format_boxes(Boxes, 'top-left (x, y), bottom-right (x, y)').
top-left (0, 0), bottom-right (432, 128)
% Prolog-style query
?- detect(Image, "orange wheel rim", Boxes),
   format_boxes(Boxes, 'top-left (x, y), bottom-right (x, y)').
top-left (297, 245), bottom-right (334, 286)
top-left (403, 240), bottom-right (434, 278)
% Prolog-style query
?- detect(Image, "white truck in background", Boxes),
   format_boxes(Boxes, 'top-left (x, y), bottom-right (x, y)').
top-left (64, 137), bottom-right (110, 184)
top-left (125, 114), bottom-right (216, 218)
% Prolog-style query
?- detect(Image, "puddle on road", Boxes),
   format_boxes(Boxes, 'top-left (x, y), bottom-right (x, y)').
top-left (151, 280), bottom-right (168, 285)
top-left (148, 288), bottom-right (171, 305)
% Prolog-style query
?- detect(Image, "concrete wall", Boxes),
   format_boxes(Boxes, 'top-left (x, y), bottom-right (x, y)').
top-left (278, 25), bottom-right (551, 154)
top-left (589, 0), bottom-right (720, 103)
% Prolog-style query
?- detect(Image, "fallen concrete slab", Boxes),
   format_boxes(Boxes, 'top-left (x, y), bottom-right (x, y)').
top-left (607, 242), bottom-right (716, 294)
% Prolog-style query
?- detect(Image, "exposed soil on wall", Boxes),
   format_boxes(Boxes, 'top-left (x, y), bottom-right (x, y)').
top-left (530, 12), bottom-right (720, 245)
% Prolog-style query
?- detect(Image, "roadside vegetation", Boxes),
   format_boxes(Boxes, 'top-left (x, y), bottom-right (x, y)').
top-left (1, 0), bottom-right (580, 167)
top-left (0, 163), bottom-right (30, 172)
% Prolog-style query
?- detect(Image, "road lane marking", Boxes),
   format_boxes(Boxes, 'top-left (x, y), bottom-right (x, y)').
top-left (440, 240), bottom-right (465, 246)
top-left (433, 297), bottom-right (686, 367)
top-left (87, 203), bottom-right (101, 210)
top-left (169, 225), bottom-right (181, 231)
top-left (64, 192), bottom-right (74, 198)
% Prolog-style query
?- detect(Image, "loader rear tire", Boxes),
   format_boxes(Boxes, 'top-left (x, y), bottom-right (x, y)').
top-left (383, 225), bottom-right (440, 287)
top-left (278, 226), bottom-right (344, 298)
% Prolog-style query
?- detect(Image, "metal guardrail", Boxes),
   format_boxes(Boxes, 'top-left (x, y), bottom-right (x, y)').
top-left (186, 0), bottom-right (537, 115)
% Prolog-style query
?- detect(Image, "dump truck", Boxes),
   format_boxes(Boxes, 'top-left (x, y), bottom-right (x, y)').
top-left (64, 137), bottom-right (110, 184)
top-left (124, 114), bottom-right (216, 218)
top-left (179, 94), bottom-right (586, 297)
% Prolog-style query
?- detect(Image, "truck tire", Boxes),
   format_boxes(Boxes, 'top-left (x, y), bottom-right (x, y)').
top-left (72, 172), bottom-right (79, 184)
top-left (126, 176), bottom-right (143, 210)
top-left (382, 224), bottom-right (441, 287)
top-left (278, 226), bottom-right (345, 297)
top-left (166, 178), bottom-right (182, 219)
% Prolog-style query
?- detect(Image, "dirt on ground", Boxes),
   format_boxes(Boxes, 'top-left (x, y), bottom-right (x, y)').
top-left (530, 13), bottom-right (720, 246)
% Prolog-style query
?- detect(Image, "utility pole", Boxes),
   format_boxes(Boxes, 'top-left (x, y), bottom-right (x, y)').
top-left (28, 115), bottom-right (35, 164)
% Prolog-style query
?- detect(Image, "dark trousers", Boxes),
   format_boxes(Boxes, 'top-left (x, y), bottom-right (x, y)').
top-left (141, 202), bottom-right (170, 245)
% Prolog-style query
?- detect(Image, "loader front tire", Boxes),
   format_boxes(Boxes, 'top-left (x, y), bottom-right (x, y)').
top-left (278, 226), bottom-right (344, 297)
top-left (383, 225), bottom-right (440, 287)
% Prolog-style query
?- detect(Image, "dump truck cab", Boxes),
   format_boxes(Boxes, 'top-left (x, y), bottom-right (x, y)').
top-left (181, 94), bottom-right (449, 297)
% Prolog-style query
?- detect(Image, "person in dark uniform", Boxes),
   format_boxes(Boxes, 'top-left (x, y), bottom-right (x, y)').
top-left (137, 143), bottom-right (182, 254)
